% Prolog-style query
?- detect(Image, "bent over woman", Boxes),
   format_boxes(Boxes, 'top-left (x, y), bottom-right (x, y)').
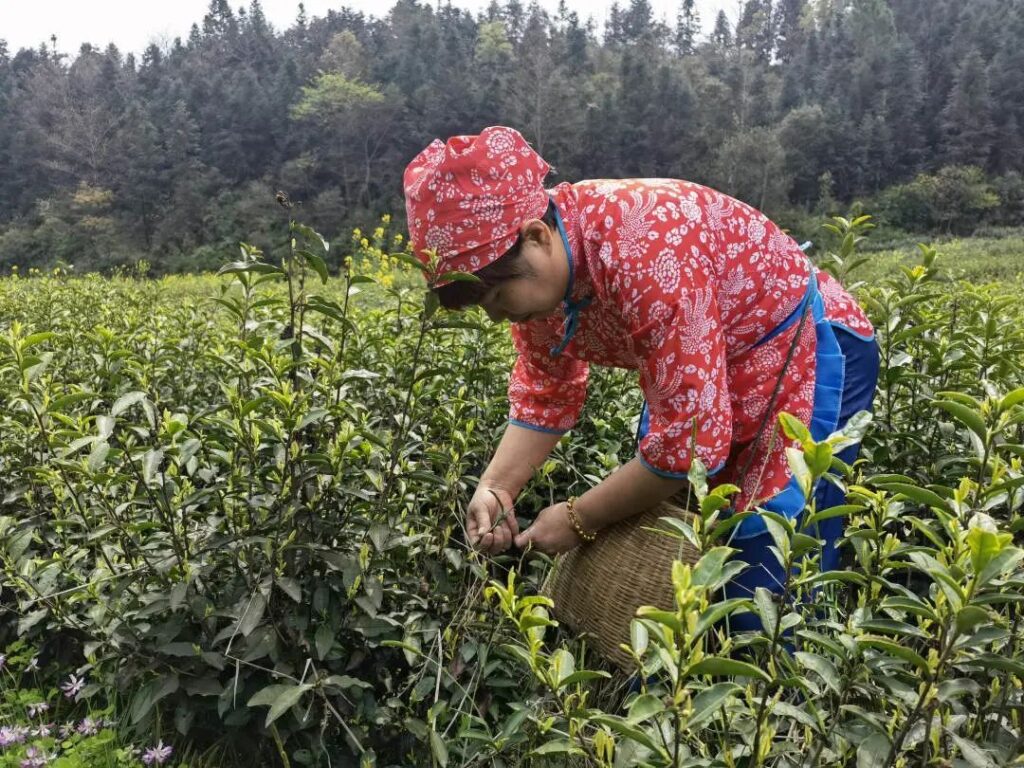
top-left (402, 126), bottom-right (880, 626)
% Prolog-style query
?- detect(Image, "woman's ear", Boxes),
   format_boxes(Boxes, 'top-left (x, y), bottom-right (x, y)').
top-left (519, 218), bottom-right (555, 250)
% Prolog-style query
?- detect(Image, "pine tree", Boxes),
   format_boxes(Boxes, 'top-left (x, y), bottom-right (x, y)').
top-left (248, 1), bottom-right (270, 39)
top-left (115, 103), bottom-right (163, 249)
top-left (0, 41), bottom-right (13, 222)
top-left (561, 8), bottom-right (591, 77)
top-left (779, 104), bottom-right (833, 205)
top-left (775, 0), bottom-right (806, 63)
top-left (202, 0), bottom-right (238, 39)
top-left (737, 0), bottom-right (774, 63)
top-left (711, 10), bottom-right (733, 48)
top-left (674, 0), bottom-right (700, 56)
top-left (883, 38), bottom-right (926, 180)
top-left (941, 49), bottom-right (996, 169)
top-left (987, 3), bottom-right (1024, 170)
top-left (992, 114), bottom-right (1024, 176)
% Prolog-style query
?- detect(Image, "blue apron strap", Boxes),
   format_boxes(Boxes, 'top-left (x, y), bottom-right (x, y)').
top-left (752, 264), bottom-right (815, 349)
top-left (733, 271), bottom-right (847, 539)
top-left (549, 200), bottom-right (592, 357)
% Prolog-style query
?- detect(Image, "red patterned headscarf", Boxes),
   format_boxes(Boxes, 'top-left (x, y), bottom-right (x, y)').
top-left (403, 126), bottom-right (552, 279)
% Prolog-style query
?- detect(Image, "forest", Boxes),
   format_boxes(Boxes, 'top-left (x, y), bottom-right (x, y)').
top-left (0, 0), bottom-right (1021, 273)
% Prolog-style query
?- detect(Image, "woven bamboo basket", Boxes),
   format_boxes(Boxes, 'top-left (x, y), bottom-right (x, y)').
top-left (541, 491), bottom-right (699, 671)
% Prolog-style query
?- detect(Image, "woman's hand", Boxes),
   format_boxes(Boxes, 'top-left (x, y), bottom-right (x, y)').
top-left (514, 502), bottom-right (582, 555)
top-left (468, 423), bottom-right (562, 554)
top-left (466, 485), bottom-right (519, 555)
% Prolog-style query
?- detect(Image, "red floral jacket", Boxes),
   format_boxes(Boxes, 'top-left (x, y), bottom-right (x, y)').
top-left (508, 179), bottom-right (874, 510)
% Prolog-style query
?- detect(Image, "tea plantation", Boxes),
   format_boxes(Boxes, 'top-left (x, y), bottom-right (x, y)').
top-left (1, 223), bottom-right (1022, 767)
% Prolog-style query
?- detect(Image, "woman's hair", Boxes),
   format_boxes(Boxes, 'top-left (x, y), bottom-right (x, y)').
top-left (434, 200), bottom-right (558, 310)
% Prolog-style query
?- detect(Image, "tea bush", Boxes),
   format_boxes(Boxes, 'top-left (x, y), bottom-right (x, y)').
top-left (857, 229), bottom-right (1024, 284)
top-left (0, 220), bottom-right (1021, 766)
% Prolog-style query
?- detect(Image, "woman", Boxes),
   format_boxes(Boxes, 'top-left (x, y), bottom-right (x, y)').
top-left (403, 126), bottom-right (879, 621)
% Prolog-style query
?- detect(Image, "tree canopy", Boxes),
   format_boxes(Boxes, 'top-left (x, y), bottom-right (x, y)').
top-left (0, 0), bottom-right (1020, 271)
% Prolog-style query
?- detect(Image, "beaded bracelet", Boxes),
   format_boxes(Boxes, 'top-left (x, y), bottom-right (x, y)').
top-left (565, 495), bottom-right (597, 542)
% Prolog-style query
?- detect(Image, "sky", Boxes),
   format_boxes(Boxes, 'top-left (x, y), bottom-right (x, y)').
top-left (0, 0), bottom-right (734, 58)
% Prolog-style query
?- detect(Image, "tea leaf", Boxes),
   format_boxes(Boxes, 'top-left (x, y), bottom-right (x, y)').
top-left (795, 652), bottom-right (840, 695)
top-left (437, 271), bottom-right (482, 284)
top-left (112, 390), bottom-right (147, 417)
top-left (391, 252), bottom-right (430, 274)
top-left (955, 606), bottom-right (989, 634)
top-left (530, 739), bottom-right (582, 756)
top-left (949, 732), bottom-right (996, 768)
top-left (130, 674), bottom-right (180, 725)
top-left (754, 587), bottom-right (779, 635)
top-left (856, 733), bottom-right (890, 768)
top-left (237, 592), bottom-right (267, 637)
top-left (558, 670), bottom-right (611, 688)
top-left (248, 683), bottom-right (312, 727)
top-left (87, 440), bottom-right (110, 472)
top-left (875, 481), bottom-right (952, 512)
top-left (688, 657), bottom-right (772, 682)
top-left (296, 249), bottom-right (329, 283)
top-left (692, 546), bottom-right (736, 587)
top-left (933, 399), bottom-right (988, 442)
top-left (688, 682), bottom-right (742, 729)
top-left (635, 607), bottom-right (684, 634)
top-left (143, 448), bottom-right (163, 485)
top-left (857, 637), bottom-right (929, 671)
top-left (312, 625), bottom-right (334, 660)
top-left (218, 261), bottom-right (285, 276)
top-left (589, 715), bottom-right (665, 755)
top-left (779, 412), bottom-right (811, 444)
top-left (998, 387), bottom-right (1024, 412)
top-left (630, 619), bottom-right (649, 656)
top-left (429, 729), bottom-right (450, 765)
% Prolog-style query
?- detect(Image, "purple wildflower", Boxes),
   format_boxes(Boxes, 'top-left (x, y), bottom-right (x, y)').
top-left (0, 654), bottom-right (6, 670)
top-left (59, 673), bottom-right (85, 699)
top-left (26, 702), bottom-right (49, 718)
top-left (141, 740), bottom-right (173, 765)
top-left (76, 717), bottom-right (99, 736)
top-left (21, 746), bottom-right (55, 767)
top-left (25, 657), bottom-right (40, 673)
top-left (31, 723), bottom-right (54, 738)
top-left (58, 722), bottom-right (75, 739)
top-left (0, 725), bottom-right (29, 747)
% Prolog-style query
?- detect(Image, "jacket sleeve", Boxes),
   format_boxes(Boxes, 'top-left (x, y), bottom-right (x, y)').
top-left (603, 243), bottom-right (733, 478)
top-left (507, 321), bottom-right (589, 434)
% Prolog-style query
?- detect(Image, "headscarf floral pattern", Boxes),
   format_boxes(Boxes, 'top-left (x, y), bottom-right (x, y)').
top-left (403, 126), bottom-right (551, 279)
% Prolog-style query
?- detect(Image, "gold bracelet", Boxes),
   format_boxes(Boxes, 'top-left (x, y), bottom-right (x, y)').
top-left (565, 495), bottom-right (597, 542)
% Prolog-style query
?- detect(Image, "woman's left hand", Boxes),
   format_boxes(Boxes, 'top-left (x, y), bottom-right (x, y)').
top-left (514, 502), bottom-right (582, 555)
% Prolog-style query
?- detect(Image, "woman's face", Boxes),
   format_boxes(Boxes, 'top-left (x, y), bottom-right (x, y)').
top-left (477, 220), bottom-right (569, 324)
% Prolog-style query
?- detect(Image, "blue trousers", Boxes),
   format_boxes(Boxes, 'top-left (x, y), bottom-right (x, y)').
top-left (721, 326), bottom-right (880, 630)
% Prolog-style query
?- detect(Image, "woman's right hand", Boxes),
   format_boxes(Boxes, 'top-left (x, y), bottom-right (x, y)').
top-left (467, 485), bottom-right (519, 555)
